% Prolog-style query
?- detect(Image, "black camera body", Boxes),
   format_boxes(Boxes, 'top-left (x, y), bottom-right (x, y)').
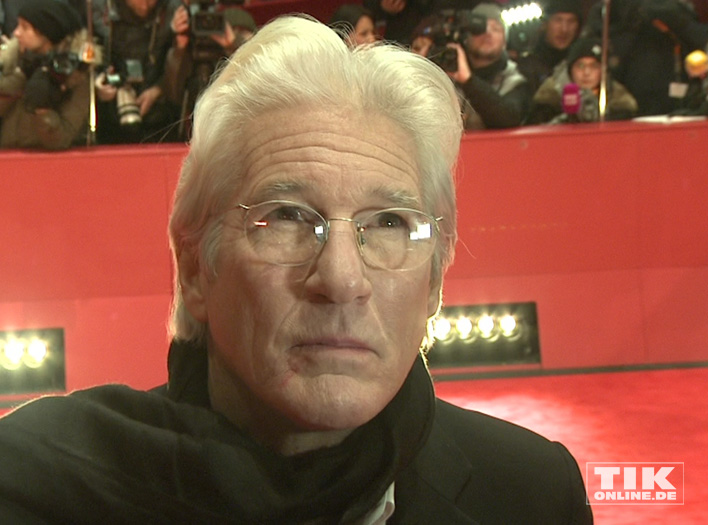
top-left (105, 58), bottom-right (144, 87)
top-left (424, 11), bottom-right (488, 72)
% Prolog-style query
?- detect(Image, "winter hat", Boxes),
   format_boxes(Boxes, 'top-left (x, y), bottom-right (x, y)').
top-left (18, 0), bottom-right (83, 44)
top-left (468, 3), bottom-right (507, 35)
top-left (566, 37), bottom-right (602, 72)
top-left (224, 8), bottom-right (256, 33)
top-left (544, 0), bottom-right (582, 21)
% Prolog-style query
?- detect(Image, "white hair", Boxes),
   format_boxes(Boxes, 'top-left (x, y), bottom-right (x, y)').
top-left (168, 15), bottom-right (463, 346)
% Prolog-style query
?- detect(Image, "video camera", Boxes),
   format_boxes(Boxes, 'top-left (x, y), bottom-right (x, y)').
top-left (423, 10), bottom-right (488, 72)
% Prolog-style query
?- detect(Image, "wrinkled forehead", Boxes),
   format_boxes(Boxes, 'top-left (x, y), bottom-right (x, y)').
top-left (233, 106), bottom-right (422, 208)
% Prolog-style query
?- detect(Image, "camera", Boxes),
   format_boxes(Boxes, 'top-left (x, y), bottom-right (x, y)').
top-left (102, 59), bottom-right (145, 126)
top-left (422, 11), bottom-right (489, 73)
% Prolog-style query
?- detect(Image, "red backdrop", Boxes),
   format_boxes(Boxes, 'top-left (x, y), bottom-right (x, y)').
top-left (1, 121), bottom-right (707, 398)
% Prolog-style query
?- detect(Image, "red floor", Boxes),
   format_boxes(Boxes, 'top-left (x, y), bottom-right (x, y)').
top-left (434, 367), bottom-right (708, 524)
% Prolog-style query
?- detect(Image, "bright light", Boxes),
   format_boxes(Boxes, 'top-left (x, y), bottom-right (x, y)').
top-left (502, 2), bottom-right (542, 26)
top-left (500, 315), bottom-right (517, 336)
top-left (477, 315), bottom-right (496, 338)
top-left (433, 317), bottom-right (453, 341)
top-left (410, 223), bottom-right (432, 241)
top-left (456, 316), bottom-right (474, 339)
top-left (1, 339), bottom-right (25, 370)
top-left (25, 339), bottom-right (48, 368)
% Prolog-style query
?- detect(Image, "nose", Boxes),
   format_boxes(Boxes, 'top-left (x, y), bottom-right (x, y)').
top-left (303, 221), bottom-right (372, 305)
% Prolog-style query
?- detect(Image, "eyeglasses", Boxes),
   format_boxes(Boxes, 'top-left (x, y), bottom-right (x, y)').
top-left (231, 200), bottom-right (441, 271)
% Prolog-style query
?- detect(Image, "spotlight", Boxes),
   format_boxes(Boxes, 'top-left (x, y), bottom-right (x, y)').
top-left (433, 317), bottom-right (453, 342)
top-left (476, 314), bottom-right (497, 339)
top-left (455, 316), bottom-right (474, 340)
top-left (502, 2), bottom-right (542, 26)
top-left (428, 302), bottom-right (540, 368)
top-left (0, 328), bottom-right (65, 396)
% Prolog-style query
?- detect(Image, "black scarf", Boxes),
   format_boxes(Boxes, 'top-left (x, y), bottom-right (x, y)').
top-left (164, 339), bottom-right (437, 523)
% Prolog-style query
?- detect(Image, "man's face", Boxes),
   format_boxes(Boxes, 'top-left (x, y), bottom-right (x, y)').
top-left (13, 18), bottom-right (51, 53)
top-left (125, 0), bottom-right (158, 19)
top-left (544, 13), bottom-right (579, 51)
top-left (465, 18), bottom-right (506, 62)
top-left (571, 57), bottom-right (601, 90)
top-left (184, 107), bottom-right (438, 434)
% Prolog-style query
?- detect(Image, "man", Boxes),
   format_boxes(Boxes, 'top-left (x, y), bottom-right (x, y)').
top-left (92, 0), bottom-right (181, 143)
top-left (165, 5), bottom-right (257, 140)
top-left (448, 3), bottom-right (532, 129)
top-left (0, 15), bottom-right (592, 523)
top-left (0, 0), bottom-right (89, 149)
top-left (583, 0), bottom-right (708, 116)
top-left (517, 0), bottom-right (582, 96)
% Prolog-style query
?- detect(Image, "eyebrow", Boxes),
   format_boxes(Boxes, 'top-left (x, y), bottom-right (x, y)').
top-left (250, 180), bottom-right (423, 208)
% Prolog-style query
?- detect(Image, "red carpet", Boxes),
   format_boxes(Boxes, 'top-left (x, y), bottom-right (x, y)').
top-left (434, 367), bottom-right (708, 524)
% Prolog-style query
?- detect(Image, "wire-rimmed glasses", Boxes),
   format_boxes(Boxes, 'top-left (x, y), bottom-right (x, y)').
top-left (231, 200), bottom-right (441, 271)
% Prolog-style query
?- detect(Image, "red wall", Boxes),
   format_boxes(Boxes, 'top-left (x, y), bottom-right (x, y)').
top-left (1, 121), bottom-right (707, 398)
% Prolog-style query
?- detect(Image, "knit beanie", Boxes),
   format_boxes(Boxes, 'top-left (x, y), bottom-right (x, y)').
top-left (544, 0), bottom-right (582, 21)
top-left (18, 0), bottom-right (83, 45)
top-left (469, 2), bottom-right (507, 35)
top-left (566, 37), bottom-right (602, 72)
top-left (224, 8), bottom-right (256, 33)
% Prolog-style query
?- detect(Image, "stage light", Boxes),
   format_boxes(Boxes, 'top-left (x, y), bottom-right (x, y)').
top-left (476, 314), bottom-right (496, 339)
top-left (456, 316), bottom-right (474, 340)
top-left (1, 339), bottom-right (24, 370)
top-left (428, 302), bottom-right (540, 369)
top-left (502, 3), bottom-right (542, 26)
top-left (433, 317), bottom-right (453, 342)
top-left (499, 315), bottom-right (517, 336)
top-left (0, 328), bottom-right (65, 396)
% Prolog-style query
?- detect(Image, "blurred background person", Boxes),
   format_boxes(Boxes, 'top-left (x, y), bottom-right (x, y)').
top-left (0, 0), bottom-right (92, 150)
top-left (447, 2), bottom-right (531, 129)
top-left (364, 0), bottom-right (434, 46)
top-left (526, 37), bottom-right (638, 124)
top-left (517, 0), bottom-right (582, 95)
top-left (92, 0), bottom-right (181, 144)
top-left (166, 5), bottom-right (257, 141)
top-left (583, 0), bottom-right (708, 116)
top-left (330, 4), bottom-right (377, 46)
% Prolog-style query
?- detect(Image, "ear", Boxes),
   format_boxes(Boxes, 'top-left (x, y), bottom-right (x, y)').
top-left (178, 247), bottom-right (209, 323)
top-left (427, 275), bottom-right (443, 320)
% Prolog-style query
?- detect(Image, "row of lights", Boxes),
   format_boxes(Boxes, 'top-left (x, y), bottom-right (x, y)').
top-left (502, 2), bottom-right (543, 26)
top-left (1, 336), bottom-right (50, 370)
top-left (433, 312), bottom-right (522, 344)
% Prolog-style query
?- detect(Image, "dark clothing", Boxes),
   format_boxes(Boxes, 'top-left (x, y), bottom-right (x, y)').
top-left (0, 340), bottom-right (593, 523)
top-left (363, 0), bottom-right (435, 45)
top-left (460, 54), bottom-right (532, 129)
top-left (526, 64), bottom-right (638, 124)
top-left (0, 32), bottom-right (91, 150)
top-left (91, 0), bottom-right (181, 143)
top-left (583, 0), bottom-right (708, 116)
top-left (517, 38), bottom-right (572, 97)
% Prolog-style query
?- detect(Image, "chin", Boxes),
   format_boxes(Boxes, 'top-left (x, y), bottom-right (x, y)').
top-left (286, 377), bottom-right (397, 431)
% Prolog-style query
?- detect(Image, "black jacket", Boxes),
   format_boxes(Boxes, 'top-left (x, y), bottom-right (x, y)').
top-left (0, 341), bottom-right (592, 524)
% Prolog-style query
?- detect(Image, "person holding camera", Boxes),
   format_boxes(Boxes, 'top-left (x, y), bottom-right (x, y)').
top-left (0, 0), bottom-right (91, 150)
top-left (447, 3), bottom-right (532, 130)
top-left (583, 0), bottom-right (708, 117)
top-left (91, 0), bottom-right (182, 144)
top-left (164, 4), bottom-right (256, 141)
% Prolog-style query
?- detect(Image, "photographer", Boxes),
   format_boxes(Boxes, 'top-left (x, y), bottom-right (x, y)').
top-left (165, 3), bottom-right (256, 140)
top-left (583, 0), bottom-right (708, 116)
top-left (446, 3), bottom-right (532, 130)
top-left (0, 0), bottom-right (89, 150)
top-left (92, 0), bottom-right (182, 144)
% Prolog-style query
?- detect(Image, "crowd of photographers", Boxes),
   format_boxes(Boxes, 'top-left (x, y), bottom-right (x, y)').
top-left (0, 0), bottom-right (707, 150)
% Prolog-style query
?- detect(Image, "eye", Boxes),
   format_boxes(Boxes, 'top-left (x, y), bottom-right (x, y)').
top-left (372, 211), bottom-right (408, 229)
top-left (271, 205), bottom-right (309, 222)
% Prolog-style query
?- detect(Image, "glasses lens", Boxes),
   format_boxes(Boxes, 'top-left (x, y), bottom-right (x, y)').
top-left (359, 209), bottom-right (436, 270)
top-left (243, 201), bottom-right (325, 266)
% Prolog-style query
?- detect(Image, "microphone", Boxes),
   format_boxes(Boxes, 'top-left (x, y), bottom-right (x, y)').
top-left (561, 83), bottom-right (581, 120)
